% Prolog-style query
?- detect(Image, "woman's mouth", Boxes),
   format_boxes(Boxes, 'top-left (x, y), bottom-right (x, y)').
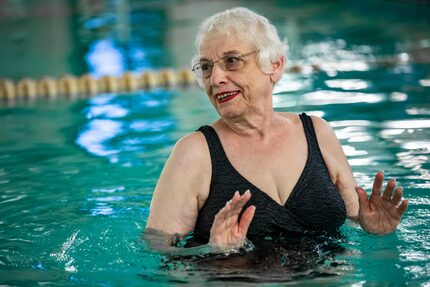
top-left (215, 91), bottom-right (240, 103)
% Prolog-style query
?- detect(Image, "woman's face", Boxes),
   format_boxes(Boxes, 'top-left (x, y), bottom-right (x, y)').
top-left (199, 33), bottom-right (274, 120)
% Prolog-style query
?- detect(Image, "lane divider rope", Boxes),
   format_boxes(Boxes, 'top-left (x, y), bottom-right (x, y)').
top-left (0, 68), bottom-right (197, 101)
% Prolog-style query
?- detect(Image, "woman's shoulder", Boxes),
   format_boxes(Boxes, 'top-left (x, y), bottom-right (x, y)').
top-left (306, 114), bottom-right (337, 141)
top-left (171, 129), bottom-right (210, 164)
top-left (277, 112), bottom-right (335, 139)
top-left (277, 111), bottom-right (312, 126)
top-left (277, 111), bottom-right (300, 122)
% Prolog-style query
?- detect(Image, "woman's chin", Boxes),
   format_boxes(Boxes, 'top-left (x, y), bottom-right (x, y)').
top-left (218, 107), bottom-right (244, 120)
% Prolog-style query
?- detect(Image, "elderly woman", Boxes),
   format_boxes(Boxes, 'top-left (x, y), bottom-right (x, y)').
top-left (145, 7), bottom-right (408, 250)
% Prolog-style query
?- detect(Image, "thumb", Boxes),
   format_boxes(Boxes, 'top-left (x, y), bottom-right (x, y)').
top-left (356, 186), bottom-right (371, 213)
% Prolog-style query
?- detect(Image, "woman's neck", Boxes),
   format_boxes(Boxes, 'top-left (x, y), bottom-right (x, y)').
top-left (217, 108), bottom-right (279, 140)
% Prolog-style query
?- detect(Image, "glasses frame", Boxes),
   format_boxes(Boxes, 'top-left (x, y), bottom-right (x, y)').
top-left (192, 49), bottom-right (259, 79)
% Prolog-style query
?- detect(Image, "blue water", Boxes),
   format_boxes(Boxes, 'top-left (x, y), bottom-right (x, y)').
top-left (1, 0), bottom-right (430, 286)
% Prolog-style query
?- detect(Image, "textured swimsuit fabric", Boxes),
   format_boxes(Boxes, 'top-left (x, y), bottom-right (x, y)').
top-left (193, 113), bottom-right (346, 243)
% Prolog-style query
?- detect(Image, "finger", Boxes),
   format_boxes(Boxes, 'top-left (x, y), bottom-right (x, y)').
top-left (382, 178), bottom-right (396, 201)
top-left (227, 191), bottom-right (241, 207)
top-left (239, 189), bottom-right (252, 205)
top-left (226, 191), bottom-right (242, 209)
top-left (222, 191), bottom-right (246, 222)
top-left (370, 171), bottom-right (384, 200)
top-left (225, 191), bottom-right (238, 204)
top-left (230, 190), bottom-right (251, 214)
top-left (238, 205), bottom-right (256, 235)
top-left (391, 186), bottom-right (403, 206)
top-left (356, 186), bottom-right (371, 213)
top-left (237, 190), bottom-right (252, 213)
top-left (216, 196), bottom-right (235, 219)
top-left (397, 199), bottom-right (408, 217)
top-left (232, 190), bottom-right (240, 201)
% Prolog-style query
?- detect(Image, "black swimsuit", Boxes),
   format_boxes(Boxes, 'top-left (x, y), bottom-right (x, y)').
top-left (193, 113), bottom-right (346, 243)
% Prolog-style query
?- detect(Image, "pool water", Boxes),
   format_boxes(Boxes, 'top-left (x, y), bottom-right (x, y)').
top-left (1, 0), bottom-right (430, 286)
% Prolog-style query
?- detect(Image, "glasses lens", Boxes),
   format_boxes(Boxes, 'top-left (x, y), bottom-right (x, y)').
top-left (222, 55), bottom-right (243, 71)
top-left (192, 64), bottom-right (203, 78)
top-left (200, 62), bottom-right (212, 78)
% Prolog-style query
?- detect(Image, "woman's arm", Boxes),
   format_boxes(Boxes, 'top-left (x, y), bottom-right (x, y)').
top-left (311, 116), bottom-right (408, 234)
top-left (309, 116), bottom-right (359, 219)
top-left (145, 132), bottom-right (210, 237)
top-left (144, 132), bottom-right (255, 254)
top-left (144, 190), bottom-right (255, 256)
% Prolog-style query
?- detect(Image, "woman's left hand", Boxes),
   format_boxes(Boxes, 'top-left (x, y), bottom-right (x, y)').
top-left (356, 171), bottom-right (408, 235)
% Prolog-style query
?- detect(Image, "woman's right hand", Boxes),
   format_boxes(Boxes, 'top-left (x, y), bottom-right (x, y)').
top-left (209, 190), bottom-right (256, 249)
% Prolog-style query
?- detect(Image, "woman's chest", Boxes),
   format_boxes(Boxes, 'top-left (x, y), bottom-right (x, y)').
top-left (222, 141), bottom-right (308, 205)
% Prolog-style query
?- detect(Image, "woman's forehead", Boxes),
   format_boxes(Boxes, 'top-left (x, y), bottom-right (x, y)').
top-left (199, 34), bottom-right (254, 58)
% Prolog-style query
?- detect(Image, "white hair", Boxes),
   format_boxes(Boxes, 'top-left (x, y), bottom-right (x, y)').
top-left (192, 7), bottom-right (288, 82)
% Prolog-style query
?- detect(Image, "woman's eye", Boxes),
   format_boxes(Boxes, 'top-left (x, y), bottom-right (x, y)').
top-left (201, 63), bottom-right (211, 71)
top-left (225, 56), bottom-right (240, 64)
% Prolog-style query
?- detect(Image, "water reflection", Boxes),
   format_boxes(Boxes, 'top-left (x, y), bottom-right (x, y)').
top-left (85, 104), bottom-right (129, 119)
top-left (383, 119), bottom-right (430, 129)
top-left (419, 79), bottom-right (430, 87)
top-left (301, 40), bottom-right (372, 73)
top-left (80, 2), bottom-right (171, 76)
top-left (390, 92), bottom-right (408, 102)
top-left (76, 119), bottom-right (123, 157)
top-left (325, 79), bottom-right (370, 90)
top-left (274, 75), bottom-right (312, 94)
top-left (303, 91), bottom-right (384, 105)
top-left (76, 90), bottom-right (176, 164)
top-left (0, 1), bottom-right (172, 79)
top-left (406, 106), bottom-right (430, 116)
top-left (86, 39), bottom-right (126, 77)
top-left (341, 145), bottom-right (368, 157)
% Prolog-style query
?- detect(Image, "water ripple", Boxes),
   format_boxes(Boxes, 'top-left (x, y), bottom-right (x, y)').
top-left (383, 119), bottom-right (430, 129)
top-left (304, 90), bottom-right (384, 105)
top-left (406, 105), bottom-right (430, 116)
top-left (325, 79), bottom-right (370, 90)
top-left (0, 194), bottom-right (27, 204)
top-left (85, 104), bottom-right (129, 119)
top-left (49, 230), bottom-right (87, 273)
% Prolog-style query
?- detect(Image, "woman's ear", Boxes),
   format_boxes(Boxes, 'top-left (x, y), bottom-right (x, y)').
top-left (269, 56), bottom-right (286, 83)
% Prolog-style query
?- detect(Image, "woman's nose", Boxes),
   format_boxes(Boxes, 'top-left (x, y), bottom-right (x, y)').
top-left (210, 62), bottom-right (228, 86)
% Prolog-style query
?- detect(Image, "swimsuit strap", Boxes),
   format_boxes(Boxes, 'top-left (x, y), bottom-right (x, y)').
top-left (196, 125), bottom-right (229, 173)
top-left (299, 112), bottom-right (327, 168)
top-left (299, 113), bottom-right (317, 153)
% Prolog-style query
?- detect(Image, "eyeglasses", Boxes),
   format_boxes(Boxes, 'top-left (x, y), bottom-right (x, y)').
top-left (192, 50), bottom-right (259, 79)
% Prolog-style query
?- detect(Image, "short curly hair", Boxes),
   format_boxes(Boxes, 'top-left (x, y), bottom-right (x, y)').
top-left (193, 7), bottom-right (288, 83)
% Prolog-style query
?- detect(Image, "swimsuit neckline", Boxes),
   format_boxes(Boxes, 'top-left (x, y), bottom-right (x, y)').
top-left (203, 122), bottom-right (311, 207)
